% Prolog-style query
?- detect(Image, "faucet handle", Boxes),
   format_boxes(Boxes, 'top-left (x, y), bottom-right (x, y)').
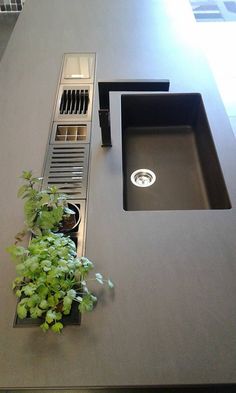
top-left (99, 109), bottom-right (111, 147)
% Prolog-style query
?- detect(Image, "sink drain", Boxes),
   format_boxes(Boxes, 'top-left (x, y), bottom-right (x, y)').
top-left (130, 169), bottom-right (156, 188)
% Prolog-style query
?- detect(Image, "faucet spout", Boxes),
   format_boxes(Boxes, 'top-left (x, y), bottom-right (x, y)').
top-left (98, 79), bottom-right (170, 147)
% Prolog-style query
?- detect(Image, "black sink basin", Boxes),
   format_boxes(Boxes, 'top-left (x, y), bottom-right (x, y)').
top-left (122, 93), bottom-right (231, 211)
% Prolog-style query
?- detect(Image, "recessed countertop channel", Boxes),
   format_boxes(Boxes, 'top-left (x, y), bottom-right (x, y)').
top-left (0, 0), bottom-right (236, 390)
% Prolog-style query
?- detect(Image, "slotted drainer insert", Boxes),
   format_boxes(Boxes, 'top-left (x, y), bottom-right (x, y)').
top-left (42, 144), bottom-right (89, 200)
top-left (55, 85), bottom-right (93, 121)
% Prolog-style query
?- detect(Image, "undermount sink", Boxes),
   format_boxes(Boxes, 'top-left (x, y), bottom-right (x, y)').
top-left (121, 93), bottom-right (231, 211)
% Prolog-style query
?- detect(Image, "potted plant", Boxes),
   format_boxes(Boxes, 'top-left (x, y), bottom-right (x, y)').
top-left (7, 170), bottom-right (114, 333)
top-left (15, 170), bottom-right (80, 241)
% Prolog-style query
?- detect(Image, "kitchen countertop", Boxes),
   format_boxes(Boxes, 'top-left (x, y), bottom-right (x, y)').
top-left (0, 0), bottom-right (236, 390)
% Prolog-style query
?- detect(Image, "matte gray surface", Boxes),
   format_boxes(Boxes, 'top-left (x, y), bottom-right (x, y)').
top-left (0, 13), bottom-right (17, 60)
top-left (0, 0), bottom-right (236, 389)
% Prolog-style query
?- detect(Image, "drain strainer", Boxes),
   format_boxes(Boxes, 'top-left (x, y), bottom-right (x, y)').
top-left (130, 169), bottom-right (156, 188)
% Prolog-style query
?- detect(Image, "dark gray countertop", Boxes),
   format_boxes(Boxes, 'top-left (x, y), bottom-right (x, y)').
top-left (0, 0), bottom-right (236, 389)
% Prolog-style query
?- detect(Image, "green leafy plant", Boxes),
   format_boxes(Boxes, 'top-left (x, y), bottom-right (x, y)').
top-left (16, 170), bottom-right (74, 240)
top-left (7, 232), bottom-right (114, 333)
top-left (7, 170), bottom-right (114, 333)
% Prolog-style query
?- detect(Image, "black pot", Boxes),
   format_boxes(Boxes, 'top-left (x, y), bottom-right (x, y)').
top-left (60, 202), bottom-right (80, 233)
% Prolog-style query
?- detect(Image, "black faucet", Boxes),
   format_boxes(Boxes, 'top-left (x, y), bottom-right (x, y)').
top-left (98, 79), bottom-right (170, 147)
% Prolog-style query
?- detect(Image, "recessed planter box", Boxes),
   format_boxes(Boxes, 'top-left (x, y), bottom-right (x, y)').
top-left (14, 301), bottom-right (81, 328)
top-left (13, 206), bottom-right (84, 329)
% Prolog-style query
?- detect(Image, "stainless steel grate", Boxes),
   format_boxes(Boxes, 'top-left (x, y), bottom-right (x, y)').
top-left (41, 53), bottom-right (95, 258)
top-left (42, 144), bottom-right (89, 200)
